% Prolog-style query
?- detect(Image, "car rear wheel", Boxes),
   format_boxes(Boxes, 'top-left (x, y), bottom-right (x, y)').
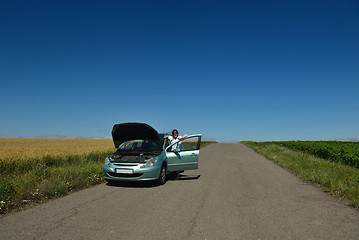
top-left (158, 164), bottom-right (167, 185)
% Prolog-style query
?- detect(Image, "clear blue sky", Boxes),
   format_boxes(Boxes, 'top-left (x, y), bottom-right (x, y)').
top-left (1, 0), bottom-right (358, 142)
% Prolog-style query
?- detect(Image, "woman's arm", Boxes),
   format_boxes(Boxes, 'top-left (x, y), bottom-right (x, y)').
top-left (178, 134), bottom-right (188, 140)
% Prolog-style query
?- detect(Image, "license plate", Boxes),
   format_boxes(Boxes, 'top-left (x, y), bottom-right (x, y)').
top-left (115, 169), bottom-right (133, 174)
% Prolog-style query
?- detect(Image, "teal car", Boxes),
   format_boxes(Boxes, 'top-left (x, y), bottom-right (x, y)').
top-left (103, 122), bottom-right (201, 185)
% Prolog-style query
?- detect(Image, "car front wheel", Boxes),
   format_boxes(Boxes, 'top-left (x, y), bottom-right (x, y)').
top-left (158, 164), bottom-right (167, 185)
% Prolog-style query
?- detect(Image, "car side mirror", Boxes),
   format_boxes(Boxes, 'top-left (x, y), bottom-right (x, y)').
top-left (173, 148), bottom-right (181, 153)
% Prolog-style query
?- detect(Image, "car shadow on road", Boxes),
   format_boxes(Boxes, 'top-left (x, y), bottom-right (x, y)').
top-left (174, 174), bottom-right (201, 181)
top-left (106, 174), bottom-right (201, 188)
top-left (106, 181), bottom-right (160, 188)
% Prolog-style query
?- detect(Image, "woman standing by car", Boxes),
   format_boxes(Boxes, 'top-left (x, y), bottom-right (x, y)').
top-left (165, 129), bottom-right (188, 150)
top-left (164, 129), bottom-right (188, 179)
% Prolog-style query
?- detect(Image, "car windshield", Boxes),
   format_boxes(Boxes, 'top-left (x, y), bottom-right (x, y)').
top-left (118, 139), bottom-right (161, 152)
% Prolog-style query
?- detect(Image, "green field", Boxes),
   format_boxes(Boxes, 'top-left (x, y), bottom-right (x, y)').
top-left (273, 141), bottom-right (359, 168)
top-left (242, 141), bottom-right (359, 208)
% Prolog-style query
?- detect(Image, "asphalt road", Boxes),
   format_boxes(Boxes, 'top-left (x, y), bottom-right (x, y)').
top-left (1, 143), bottom-right (358, 240)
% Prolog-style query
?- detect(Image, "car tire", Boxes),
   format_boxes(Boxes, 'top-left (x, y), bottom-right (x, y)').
top-left (158, 164), bottom-right (167, 185)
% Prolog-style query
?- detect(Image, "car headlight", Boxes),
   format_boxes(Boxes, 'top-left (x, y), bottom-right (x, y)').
top-left (104, 156), bottom-right (112, 167)
top-left (141, 157), bottom-right (158, 168)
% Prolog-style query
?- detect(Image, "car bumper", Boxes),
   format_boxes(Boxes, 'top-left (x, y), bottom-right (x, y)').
top-left (103, 165), bottom-right (161, 181)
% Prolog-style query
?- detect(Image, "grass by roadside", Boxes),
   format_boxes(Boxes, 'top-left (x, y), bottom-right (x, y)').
top-left (0, 150), bottom-right (113, 214)
top-left (242, 141), bottom-right (359, 208)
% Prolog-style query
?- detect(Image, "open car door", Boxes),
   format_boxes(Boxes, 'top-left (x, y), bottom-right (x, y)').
top-left (165, 134), bottom-right (201, 172)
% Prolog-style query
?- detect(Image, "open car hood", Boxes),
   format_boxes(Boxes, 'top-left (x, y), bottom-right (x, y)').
top-left (112, 122), bottom-right (160, 148)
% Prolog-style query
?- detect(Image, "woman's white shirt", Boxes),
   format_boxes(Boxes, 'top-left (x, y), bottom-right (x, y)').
top-left (168, 135), bottom-right (183, 150)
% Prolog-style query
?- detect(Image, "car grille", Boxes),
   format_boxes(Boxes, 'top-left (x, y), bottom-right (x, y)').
top-left (108, 172), bottom-right (143, 178)
top-left (113, 163), bottom-right (139, 167)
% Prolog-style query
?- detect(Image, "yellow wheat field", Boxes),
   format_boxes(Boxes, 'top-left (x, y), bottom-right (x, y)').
top-left (0, 138), bottom-right (114, 160)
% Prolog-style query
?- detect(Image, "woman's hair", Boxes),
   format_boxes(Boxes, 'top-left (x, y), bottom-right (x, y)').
top-left (172, 129), bottom-right (178, 136)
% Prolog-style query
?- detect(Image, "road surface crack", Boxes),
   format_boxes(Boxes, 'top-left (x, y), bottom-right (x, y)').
top-left (41, 187), bottom-right (117, 238)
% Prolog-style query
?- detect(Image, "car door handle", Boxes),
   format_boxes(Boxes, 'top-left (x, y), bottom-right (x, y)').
top-left (191, 153), bottom-right (197, 157)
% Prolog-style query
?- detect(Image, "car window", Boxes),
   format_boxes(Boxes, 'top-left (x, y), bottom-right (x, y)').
top-left (119, 140), bottom-right (136, 150)
top-left (167, 136), bottom-right (200, 152)
top-left (118, 140), bottom-right (161, 151)
top-left (164, 139), bottom-right (170, 149)
top-left (181, 137), bottom-right (200, 151)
